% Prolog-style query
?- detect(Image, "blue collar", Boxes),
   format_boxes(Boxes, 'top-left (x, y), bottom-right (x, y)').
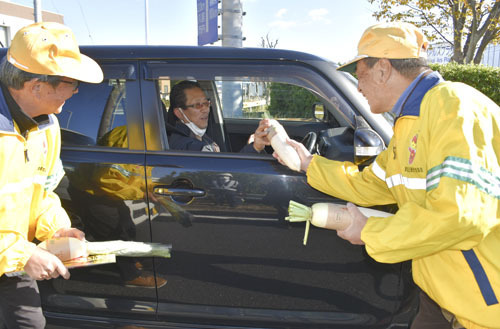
top-left (391, 70), bottom-right (444, 119)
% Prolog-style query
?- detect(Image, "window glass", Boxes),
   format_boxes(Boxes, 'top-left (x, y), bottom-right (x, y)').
top-left (57, 79), bottom-right (129, 148)
top-left (158, 79), bottom-right (322, 121)
top-left (233, 81), bottom-right (322, 120)
top-left (146, 61), bottom-right (354, 126)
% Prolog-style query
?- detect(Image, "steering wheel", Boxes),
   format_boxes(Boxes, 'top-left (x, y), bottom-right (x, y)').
top-left (300, 132), bottom-right (317, 153)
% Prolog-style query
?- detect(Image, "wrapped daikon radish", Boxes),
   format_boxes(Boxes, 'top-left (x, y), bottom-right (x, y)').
top-left (267, 119), bottom-right (301, 172)
top-left (39, 237), bottom-right (88, 261)
top-left (285, 201), bottom-right (392, 245)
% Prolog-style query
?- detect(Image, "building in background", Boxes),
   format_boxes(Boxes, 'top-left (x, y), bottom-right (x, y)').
top-left (0, 0), bottom-right (63, 47)
top-left (428, 42), bottom-right (500, 67)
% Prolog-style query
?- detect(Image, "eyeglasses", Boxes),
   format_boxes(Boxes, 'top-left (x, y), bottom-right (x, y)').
top-left (184, 98), bottom-right (210, 110)
top-left (58, 79), bottom-right (80, 91)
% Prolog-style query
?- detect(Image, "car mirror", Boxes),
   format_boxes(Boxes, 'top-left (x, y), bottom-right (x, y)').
top-left (353, 116), bottom-right (385, 166)
top-left (312, 103), bottom-right (325, 120)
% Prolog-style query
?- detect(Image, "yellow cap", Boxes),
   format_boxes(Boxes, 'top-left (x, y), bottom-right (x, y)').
top-left (337, 22), bottom-right (428, 73)
top-left (7, 22), bottom-right (103, 83)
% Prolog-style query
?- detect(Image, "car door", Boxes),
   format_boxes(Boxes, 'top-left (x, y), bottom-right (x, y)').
top-left (42, 61), bottom-right (160, 325)
top-left (141, 59), bottom-right (415, 328)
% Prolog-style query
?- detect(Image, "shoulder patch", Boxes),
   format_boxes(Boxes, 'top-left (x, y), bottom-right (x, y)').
top-left (408, 134), bottom-right (418, 164)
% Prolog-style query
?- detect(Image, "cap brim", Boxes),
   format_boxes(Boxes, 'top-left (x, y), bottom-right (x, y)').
top-left (63, 54), bottom-right (104, 83)
top-left (337, 55), bottom-right (368, 73)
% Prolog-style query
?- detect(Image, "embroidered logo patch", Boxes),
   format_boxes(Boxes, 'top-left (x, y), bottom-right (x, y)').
top-left (408, 134), bottom-right (418, 164)
top-left (42, 138), bottom-right (48, 155)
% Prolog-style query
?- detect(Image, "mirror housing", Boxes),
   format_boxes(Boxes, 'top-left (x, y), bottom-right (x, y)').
top-left (312, 103), bottom-right (325, 120)
top-left (353, 116), bottom-right (385, 166)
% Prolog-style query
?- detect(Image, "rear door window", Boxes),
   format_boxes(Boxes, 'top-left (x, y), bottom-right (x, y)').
top-left (57, 63), bottom-right (143, 150)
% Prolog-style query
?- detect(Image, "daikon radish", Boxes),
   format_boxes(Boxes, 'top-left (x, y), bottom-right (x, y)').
top-left (38, 237), bottom-right (171, 261)
top-left (285, 200), bottom-right (392, 245)
top-left (267, 119), bottom-right (301, 172)
top-left (39, 237), bottom-right (87, 261)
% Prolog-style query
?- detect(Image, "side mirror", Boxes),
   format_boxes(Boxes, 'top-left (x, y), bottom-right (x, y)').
top-left (353, 116), bottom-right (385, 166)
top-left (312, 103), bottom-right (325, 120)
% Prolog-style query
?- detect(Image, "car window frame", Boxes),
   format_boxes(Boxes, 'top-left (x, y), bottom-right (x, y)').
top-left (142, 59), bottom-right (357, 152)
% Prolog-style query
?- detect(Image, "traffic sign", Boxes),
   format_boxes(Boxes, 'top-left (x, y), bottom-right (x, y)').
top-left (197, 0), bottom-right (218, 46)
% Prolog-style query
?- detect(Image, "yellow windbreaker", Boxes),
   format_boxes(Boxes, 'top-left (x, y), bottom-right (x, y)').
top-left (0, 97), bottom-right (71, 275)
top-left (307, 76), bottom-right (500, 328)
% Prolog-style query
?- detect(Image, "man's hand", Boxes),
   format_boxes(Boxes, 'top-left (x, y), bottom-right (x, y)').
top-left (24, 247), bottom-right (69, 280)
top-left (336, 202), bottom-right (367, 245)
top-left (272, 138), bottom-right (314, 172)
top-left (53, 227), bottom-right (85, 240)
top-left (252, 119), bottom-right (272, 152)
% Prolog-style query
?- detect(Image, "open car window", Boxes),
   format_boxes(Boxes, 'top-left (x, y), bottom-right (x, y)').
top-left (148, 61), bottom-right (356, 153)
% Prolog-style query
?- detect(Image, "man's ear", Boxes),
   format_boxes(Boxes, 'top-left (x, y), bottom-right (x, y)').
top-left (26, 79), bottom-right (42, 99)
top-left (374, 58), bottom-right (392, 84)
top-left (173, 108), bottom-right (184, 122)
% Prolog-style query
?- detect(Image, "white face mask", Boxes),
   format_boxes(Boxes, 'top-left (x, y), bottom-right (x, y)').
top-left (178, 108), bottom-right (207, 137)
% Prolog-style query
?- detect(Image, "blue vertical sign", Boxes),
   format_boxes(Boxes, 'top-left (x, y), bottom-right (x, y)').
top-left (197, 0), bottom-right (218, 46)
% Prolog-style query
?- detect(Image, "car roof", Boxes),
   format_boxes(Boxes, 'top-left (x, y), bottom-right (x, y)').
top-left (0, 45), bottom-right (331, 66)
top-left (76, 45), bottom-right (329, 62)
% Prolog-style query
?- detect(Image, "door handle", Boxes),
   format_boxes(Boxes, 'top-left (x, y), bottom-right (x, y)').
top-left (153, 186), bottom-right (205, 197)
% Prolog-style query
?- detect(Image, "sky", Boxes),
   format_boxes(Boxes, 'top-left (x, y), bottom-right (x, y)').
top-left (9, 0), bottom-right (380, 64)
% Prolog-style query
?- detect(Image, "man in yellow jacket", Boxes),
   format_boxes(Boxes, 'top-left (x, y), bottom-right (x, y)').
top-left (0, 22), bottom-right (103, 328)
top-left (276, 22), bottom-right (500, 329)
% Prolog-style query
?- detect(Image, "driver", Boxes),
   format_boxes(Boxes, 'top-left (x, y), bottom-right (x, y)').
top-left (165, 80), bottom-right (271, 153)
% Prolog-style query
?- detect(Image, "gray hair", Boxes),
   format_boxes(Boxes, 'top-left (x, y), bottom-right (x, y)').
top-left (363, 57), bottom-right (429, 79)
top-left (0, 57), bottom-right (62, 90)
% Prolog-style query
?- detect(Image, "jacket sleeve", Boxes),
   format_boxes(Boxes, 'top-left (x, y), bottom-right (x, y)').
top-left (34, 191), bottom-right (71, 241)
top-left (361, 83), bottom-right (500, 263)
top-left (306, 149), bottom-right (396, 207)
top-left (34, 150), bottom-right (72, 241)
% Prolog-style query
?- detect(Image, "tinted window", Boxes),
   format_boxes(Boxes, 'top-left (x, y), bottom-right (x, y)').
top-left (57, 63), bottom-right (139, 149)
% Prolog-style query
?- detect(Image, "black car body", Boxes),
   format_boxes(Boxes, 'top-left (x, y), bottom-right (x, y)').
top-left (1, 46), bottom-right (416, 328)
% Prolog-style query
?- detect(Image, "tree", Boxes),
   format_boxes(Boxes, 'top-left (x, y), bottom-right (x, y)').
top-left (368, 0), bottom-right (500, 64)
top-left (260, 33), bottom-right (279, 49)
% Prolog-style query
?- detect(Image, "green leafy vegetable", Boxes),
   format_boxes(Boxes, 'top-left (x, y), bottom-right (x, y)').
top-left (285, 200), bottom-right (313, 245)
top-left (86, 240), bottom-right (171, 258)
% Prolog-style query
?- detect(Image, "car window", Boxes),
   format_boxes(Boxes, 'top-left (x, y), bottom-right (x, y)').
top-left (158, 80), bottom-right (322, 120)
top-left (146, 61), bottom-right (354, 126)
top-left (57, 63), bottom-right (139, 149)
top-left (217, 81), bottom-right (322, 121)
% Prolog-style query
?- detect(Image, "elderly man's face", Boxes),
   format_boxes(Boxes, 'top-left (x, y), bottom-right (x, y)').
top-left (356, 59), bottom-right (387, 114)
top-left (180, 87), bottom-right (211, 129)
top-left (36, 78), bottom-right (79, 116)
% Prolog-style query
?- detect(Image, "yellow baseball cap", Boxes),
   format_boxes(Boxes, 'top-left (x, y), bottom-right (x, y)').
top-left (6, 22), bottom-right (103, 83)
top-left (337, 22), bottom-right (428, 73)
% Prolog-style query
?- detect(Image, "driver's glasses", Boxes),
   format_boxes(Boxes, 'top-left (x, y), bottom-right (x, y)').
top-left (184, 98), bottom-right (210, 110)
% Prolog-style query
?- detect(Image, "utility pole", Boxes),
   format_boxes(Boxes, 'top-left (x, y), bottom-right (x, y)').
top-left (34, 0), bottom-right (42, 22)
top-left (221, 0), bottom-right (243, 47)
top-left (220, 0), bottom-right (245, 117)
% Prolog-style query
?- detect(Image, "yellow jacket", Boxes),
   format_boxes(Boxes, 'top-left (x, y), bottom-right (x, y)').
top-left (0, 99), bottom-right (70, 275)
top-left (307, 75), bottom-right (500, 328)
top-left (69, 125), bottom-right (148, 201)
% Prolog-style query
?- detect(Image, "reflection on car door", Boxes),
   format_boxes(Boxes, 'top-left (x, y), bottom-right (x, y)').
top-left (147, 152), bottom-right (406, 328)
top-left (42, 64), bottom-right (159, 321)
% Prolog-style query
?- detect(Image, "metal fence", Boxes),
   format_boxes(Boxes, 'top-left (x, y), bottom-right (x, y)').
top-left (428, 43), bottom-right (500, 67)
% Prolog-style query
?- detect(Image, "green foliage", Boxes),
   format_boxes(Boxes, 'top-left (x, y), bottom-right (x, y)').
top-left (429, 62), bottom-right (500, 106)
top-left (368, 0), bottom-right (500, 64)
top-left (267, 83), bottom-right (320, 119)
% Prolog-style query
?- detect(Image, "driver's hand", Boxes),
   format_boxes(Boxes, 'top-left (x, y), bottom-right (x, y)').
top-left (252, 119), bottom-right (271, 152)
top-left (273, 138), bottom-right (314, 172)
